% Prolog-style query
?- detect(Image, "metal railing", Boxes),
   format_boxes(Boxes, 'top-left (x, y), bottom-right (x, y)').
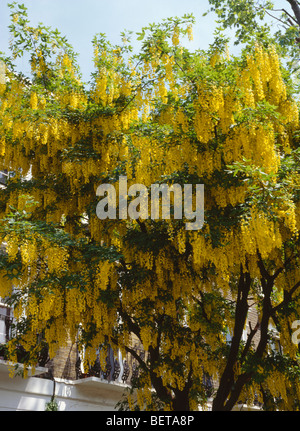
top-left (76, 344), bottom-right (147, 385)
top-left (0, 312), bottom-right (13, 344)
top-left (0, 171), bottom-right (8, 186)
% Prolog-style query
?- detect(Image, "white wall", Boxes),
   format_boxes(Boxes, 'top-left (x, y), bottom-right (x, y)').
top-left (0, 360), bottom-right (127, 411)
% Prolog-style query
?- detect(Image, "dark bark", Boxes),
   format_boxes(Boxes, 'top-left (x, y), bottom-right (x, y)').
top-left (117, 248), bottom-right (300, 411)
top-left (148, 344), bottom-right (173, 405)
top-left (212, 254), bottom-right (278, 411)
top-left (212, 269), bottom-right (251, 411)
top-left (172, 366), bottom-right (193, 411)
top-left (286, 0), bottom-right (300, 26)
top-left (222, 283), bottom-right (272, 411)
top-left (172, 389), bottom-right (190, 411)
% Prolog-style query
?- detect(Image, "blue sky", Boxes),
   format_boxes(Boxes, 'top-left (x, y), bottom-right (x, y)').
top-left (0, 0), bottom-right (224, 82)
top-left (0, 0), bottom-right (288, 84)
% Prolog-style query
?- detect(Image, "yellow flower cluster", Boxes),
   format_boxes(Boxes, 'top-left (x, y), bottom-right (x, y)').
top-left (5, 233), bottom-right (19, 261)
top-left (20, 239), bottom-right (38, 266)
top-left (189, 203), bottom-right (290, 285)
top-left (0, 270), bottom-right (13, 298)
top-left (172, 26), bottom-right (180, 46)
top-left (30, 92), bottom-right (38, 110)
top-left (93, 72), bottom-right (108, 104)
top-left (223, 122), bottom-right (281, 173)
top-left (265, 370), bottom-right (289, 407)
top-left (187, 24), bottom-right (193, 41)
top-left (240, 208), bottom-right (283, 259)
top-left (95, 260), bottom-right (115, 290)
top-left (136, 383), bottom-right (153, 411)
top-left (1, 27), bottom-right (300, 410)
top-left (45, 245), bottom-right (69, 273)
top-left (194, 85), bottom-right (224, 143)
top-left (239, 44), bottom-right (286, 107)
top-left (212, 184), bottom-right (247, 208)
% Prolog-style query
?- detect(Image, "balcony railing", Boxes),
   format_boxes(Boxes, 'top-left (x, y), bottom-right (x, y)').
top-left (0, 312), bottom-right (13, 346)
top-left (0, 171), bottom-right (8, 186)
top-left (76, 344), bottom-right (147, 385)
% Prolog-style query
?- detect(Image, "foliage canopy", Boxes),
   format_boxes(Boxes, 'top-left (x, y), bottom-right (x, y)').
top-left (206, 0), bottom-right (300, 84)
top-left (0, 2), bottom-right (300, 411)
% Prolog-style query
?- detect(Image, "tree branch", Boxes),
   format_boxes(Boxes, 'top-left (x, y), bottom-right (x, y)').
top-left (286, 0), bottom-right (300, 26)
top-left (212, 268), bottom-right (251, 410)
top-left (223, 273), bottom-right (273, 411)
top-left (240, 320), bottom-right (260, 363)
top-left (272, 280), bottom-right (300, 315)
top-left (260, 7), bottom-right (292, 29)
top-left (117, 302), bottom-right (141, 340)
top-left (281, 8), bottom-right (299, 24)
top-left (256, 250), bottom-right (272, 283)
top-left (110, 335), bottom-right (149, 373)
top-left (192, 293), bottom-right (210, 323)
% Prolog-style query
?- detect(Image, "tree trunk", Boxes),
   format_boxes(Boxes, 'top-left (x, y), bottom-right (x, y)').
top-left (212, 257), bottom-right (275, 411)
top-left (212, 270), bottom-right (251, 410)
top-left (172, 390), bottom-right (190, 411)
top-left (286, 0), bottom-right (300, 26)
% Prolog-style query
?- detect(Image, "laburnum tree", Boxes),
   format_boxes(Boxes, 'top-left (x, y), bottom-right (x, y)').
top-left (205, 0), bottom-right (300, 81)
top-left (0, 2), bottom-right (300, 411)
